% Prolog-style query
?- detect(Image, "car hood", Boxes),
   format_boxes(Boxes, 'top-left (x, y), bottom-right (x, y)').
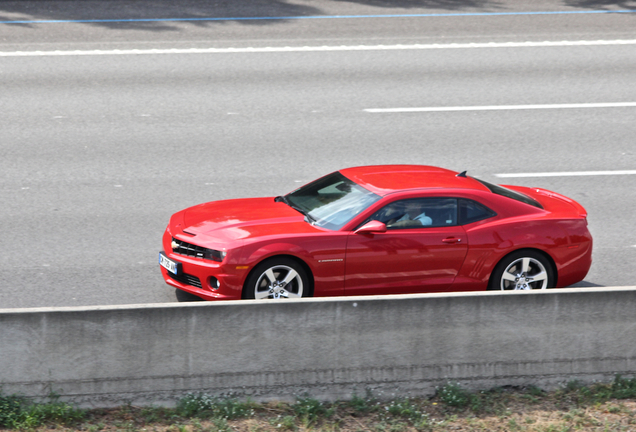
top-left (177, 197), bottom-right (323, 242)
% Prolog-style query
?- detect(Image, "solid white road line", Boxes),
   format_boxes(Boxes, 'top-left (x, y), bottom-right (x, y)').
top-left (495, 170), bottom-right (636, 178)
top-left (1, 39), bottom-right (636, 57)
top-left (365, 102), bottom-right (636, 113)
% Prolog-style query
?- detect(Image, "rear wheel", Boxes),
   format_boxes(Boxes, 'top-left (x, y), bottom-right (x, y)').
top-left (489, 250), bottom-right (555, 291)
top-left (243, 258), bottom-right (309, 299)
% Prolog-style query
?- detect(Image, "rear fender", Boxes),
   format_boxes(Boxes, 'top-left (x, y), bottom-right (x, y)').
top-left (485, 248), bottom-right (558, 289)
top-left (454, 219), bottom-right (565, 288)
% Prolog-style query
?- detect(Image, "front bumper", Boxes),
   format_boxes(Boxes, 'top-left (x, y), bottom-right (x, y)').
top-left (159, 250), bottom-right (246, 301)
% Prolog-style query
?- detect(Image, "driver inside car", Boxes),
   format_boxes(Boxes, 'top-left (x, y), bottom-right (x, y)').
top-left (398, 202), bottom-right (432, 224)
top-left (386, 201), bottom-right (433, 228)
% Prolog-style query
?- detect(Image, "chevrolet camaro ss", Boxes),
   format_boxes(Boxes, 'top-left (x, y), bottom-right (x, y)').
top-left (159, 165), bottom-right (592, 301)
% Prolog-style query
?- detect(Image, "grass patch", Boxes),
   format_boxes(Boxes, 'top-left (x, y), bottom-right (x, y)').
top-left (1, 376), bottom-right (636, 431)
top-left (0, 392), bottom-right (85, 430)
top-left (175, 394), bottom-right (257, 420)
top-left (436, 381), bottom-right (472, 408)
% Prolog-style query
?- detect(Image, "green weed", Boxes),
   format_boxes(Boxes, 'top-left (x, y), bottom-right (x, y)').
top-left (437, 382), bottom-right (471, 408)
top-left (293, 396), bottom-right (329, 422)
top-left (0, 394), bottom-right (24, 427)
top-left (382, 398), bottom-right (425, 422)
top-left (176, 394), bottom-right (255, 420)
top-left (269, 415), bottom-right (297, 430)
top-left (0, 392), bottom-right (85, 430)
top-left (348, 389), bottom-right (377, 414)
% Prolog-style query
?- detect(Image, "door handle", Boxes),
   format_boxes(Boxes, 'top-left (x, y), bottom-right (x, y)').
top-left (442, 237), bottom-right (462, 244)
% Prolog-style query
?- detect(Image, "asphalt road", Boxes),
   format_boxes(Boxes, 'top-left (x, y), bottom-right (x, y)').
top-left (1, 0), bottom-right (635, 308)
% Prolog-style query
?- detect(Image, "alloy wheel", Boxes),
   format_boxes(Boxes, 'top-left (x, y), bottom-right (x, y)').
top-left (499, 257), bottom-right (549, 290)
top-left (254, 265), bottom-right (304, 299)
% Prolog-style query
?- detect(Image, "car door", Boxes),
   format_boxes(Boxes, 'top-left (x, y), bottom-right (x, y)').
top-left (344, 197), bottom-right (468, 295)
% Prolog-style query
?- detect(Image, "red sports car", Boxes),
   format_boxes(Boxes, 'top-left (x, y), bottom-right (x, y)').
top-left (159, 165), bottom-right (592, 301)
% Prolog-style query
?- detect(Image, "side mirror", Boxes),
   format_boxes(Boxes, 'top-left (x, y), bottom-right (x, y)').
top-left (354, 220), bottom-right (387, 234)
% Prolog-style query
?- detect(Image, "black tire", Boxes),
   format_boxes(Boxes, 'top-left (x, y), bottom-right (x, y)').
top-left (488, 250), bottom-right (555, 291)
top-left (243, 257), bottom-right (310, 299)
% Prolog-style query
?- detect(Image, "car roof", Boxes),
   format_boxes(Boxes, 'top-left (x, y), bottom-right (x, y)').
top-left (339, 165), bottom-right (490, 196)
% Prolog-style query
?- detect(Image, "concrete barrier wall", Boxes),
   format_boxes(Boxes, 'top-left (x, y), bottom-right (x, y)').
top-left (1, 287), bottom-right (635, 407)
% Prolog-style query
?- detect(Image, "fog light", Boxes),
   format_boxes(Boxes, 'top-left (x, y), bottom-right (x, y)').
top-left (209, 277), bottom-right (220, 290)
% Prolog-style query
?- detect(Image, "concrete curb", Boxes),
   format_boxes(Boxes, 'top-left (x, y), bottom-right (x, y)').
top-left (1, 287), bottom-right (635, 407)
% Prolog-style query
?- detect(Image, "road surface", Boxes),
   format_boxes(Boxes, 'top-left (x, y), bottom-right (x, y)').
top-left (1, 0), bottom-right (635, 307)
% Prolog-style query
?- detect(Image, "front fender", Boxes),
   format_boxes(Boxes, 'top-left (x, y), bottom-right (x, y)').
top-left (240, 236), bottom-right (347, 296)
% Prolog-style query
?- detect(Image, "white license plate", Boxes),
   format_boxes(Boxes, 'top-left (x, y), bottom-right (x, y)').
top-left (159, 253), bottom-right (179, 275)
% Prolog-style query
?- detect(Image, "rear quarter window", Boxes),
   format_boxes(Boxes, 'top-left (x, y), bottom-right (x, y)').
top-left (459, 199), bottom-right (496, 225)
top-left (473, 178), bottom-right (543, 209)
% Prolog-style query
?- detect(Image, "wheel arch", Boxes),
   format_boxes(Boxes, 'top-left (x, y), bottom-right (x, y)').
top-left (487, 247), bottom-right (558, 289)
top-left (241, 254), bottom-right (315, 299)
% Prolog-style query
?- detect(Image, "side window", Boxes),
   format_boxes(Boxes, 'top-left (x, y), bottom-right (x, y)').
top-left (368, 198), bottom-right (458, 229)
top-left (459, 199), bottom-right (496, 225)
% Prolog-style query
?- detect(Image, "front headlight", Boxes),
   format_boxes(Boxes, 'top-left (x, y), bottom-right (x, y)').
top-left (204, 249), bottom-right (227, 262)
top-left (171, 238), bottom-right (227, 262)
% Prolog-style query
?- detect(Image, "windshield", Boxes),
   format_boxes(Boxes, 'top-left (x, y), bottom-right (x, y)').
top-left (286, 172), bottom-right (381, 230)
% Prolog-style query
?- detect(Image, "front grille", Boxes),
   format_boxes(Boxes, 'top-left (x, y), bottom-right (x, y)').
top-left (172, 238), bottom-right (207, 259)
top-left (171, 271), bottom-right (203, 289)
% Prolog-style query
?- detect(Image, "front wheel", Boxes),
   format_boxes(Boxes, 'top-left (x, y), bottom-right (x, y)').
top-left (489, 250), bottom-right (555, 291)
top-left (243, 258), bottom-right (310, 299)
